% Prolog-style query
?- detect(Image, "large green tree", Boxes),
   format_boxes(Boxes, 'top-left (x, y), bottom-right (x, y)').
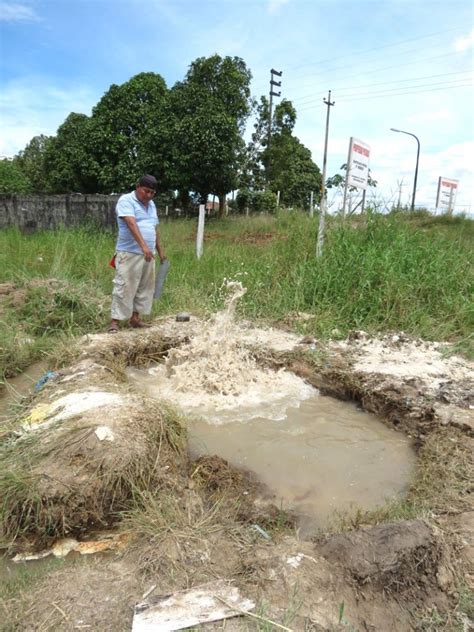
top-left (171, 55), bottom-right (252, 215)
top-left (90, 72), bottom-right (171, 193)
top-left (16, 134), bottom-right (52, 193)
top-left (44, 114), bottom-right (99, 193)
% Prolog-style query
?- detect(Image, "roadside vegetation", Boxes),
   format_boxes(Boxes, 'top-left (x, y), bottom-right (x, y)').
top-left (1, 209), bottom-right (472, 382)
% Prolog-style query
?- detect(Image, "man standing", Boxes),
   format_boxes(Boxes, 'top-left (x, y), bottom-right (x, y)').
top-left (108, 174), bottom-right (166, 333)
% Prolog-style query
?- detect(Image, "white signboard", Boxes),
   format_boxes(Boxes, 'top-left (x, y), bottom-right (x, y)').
top-left (436, 177), bottom-right (459, 211)
top-left (347, 137), bottom-right (370, 190)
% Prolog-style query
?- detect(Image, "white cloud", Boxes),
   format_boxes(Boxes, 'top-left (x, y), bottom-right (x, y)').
top-left (366, 139), bottom-right (474, 212)
top-left (454, 28), bottom-right (474, 52)
top-left (267, 0), bottom-right (290, 15)
top-left (0, 2), bottom-right (40, 22)
top-left (407, 108), bottom-right (453, 126)
top-left (0, 78), bottom-right (96, 156)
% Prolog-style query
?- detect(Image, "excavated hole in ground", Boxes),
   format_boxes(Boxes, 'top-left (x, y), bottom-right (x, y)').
top-left (126, 350), bottom-right (417, 536)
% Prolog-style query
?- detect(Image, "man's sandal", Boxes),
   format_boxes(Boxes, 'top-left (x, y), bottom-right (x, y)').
top-left (107, 324), bottom-right (119, 334)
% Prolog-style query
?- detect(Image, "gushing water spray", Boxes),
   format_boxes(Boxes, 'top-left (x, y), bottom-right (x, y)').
top-left (146, 281), bottom-right (316, 422)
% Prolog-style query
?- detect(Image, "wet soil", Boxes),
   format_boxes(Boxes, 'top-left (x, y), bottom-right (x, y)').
top-left (1, 318), bottom-right (473, 631)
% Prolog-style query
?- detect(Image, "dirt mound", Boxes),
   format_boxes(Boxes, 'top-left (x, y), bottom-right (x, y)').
top-left (1, 391), bottom-right (186, 545)
top-left (319, 520), bottom-right (445, 597)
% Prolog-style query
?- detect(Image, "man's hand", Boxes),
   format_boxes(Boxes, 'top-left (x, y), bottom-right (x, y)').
top-left (143, 246), bottom-right (155, 262)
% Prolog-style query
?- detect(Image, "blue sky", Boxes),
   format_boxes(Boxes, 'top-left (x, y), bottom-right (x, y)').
top-left (1, 0), bottom-right (473, 211)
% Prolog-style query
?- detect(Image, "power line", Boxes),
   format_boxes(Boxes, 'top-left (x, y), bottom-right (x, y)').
top-left (289, 42), bottom-right (461, 83)
top-left (251, 25), bottom-right (470, 92)
top-left (297, 82), bottom-right (472, 112)
top-left (252, 50), bottom-right (469, 103)
top-left (292, 70), bottom-right (473, 105)
top-left (284, 25), bottom-right (467, 76)
top-left (295, 76), bottom-right (473, 109)
top-left (337, 82), bottom-right (472, 101)
top-left (283, 50), bottom-right (466, 95)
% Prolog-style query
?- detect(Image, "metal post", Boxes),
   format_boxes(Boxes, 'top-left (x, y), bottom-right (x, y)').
top-left (341, 141), bottom-right (352, 219)
top-left (316, 90), bottom-right (335, 258)
top-left (390, 128), bottom-right (420, 211)
top-left (448, 186), bottom-right (454, 215)
top-left (309, 190), bottom-right (314, 218)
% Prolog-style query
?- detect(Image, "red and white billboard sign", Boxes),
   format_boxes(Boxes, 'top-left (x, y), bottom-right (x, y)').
top-left (436, 177), bottom-right (459, 210)
top-left (347, 137), bottom-right (370, 190)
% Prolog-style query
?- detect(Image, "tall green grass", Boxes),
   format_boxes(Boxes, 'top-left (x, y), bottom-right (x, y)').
top-left (0, 211), bottom-right (472, 378)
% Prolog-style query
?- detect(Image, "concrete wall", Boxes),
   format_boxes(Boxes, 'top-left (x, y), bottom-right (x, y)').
top-left (0, 195), bottom-right (205, 231)
top-left (0, 194), bottom-right (121, 232)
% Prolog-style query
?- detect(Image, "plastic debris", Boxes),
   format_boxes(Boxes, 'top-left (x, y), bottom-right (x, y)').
top-left (251, 524), bottom-right (271, 540)
top-left (286, 553), bottom-right (304, 569)
top-left (12, 533), bottom-right (129, 562)
top-left (22, 403), bottom-right (51, 426)
top-left (132, 580), bottom-right (255, 632)
top-left (34, 371), bottom-right (58, 391)
top-left (94, 425), bottom-right (115, 441)
top-left (21, 391), bottom-right (124, 433)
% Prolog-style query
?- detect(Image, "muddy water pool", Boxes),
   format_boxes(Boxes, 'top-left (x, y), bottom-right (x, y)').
top-left (127, 366), bottom-right (416, 534)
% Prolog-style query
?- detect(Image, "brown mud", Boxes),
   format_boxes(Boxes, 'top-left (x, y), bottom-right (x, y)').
top-left (1, 318), bottom-right (473, 631)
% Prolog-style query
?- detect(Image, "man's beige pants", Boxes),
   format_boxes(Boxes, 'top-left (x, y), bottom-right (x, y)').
top-left (111, 251), bottom-right (155, 321)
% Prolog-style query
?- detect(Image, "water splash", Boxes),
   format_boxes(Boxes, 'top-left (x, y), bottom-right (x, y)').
top-left (135, 281), bottom-right (316, 423)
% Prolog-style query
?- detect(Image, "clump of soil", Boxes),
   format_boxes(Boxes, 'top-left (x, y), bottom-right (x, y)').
top-left (189, 455), bottom-right (297, 533)
top-left (190, 455), bottom-right (249, 493)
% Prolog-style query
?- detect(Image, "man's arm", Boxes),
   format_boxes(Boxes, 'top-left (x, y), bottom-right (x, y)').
top-left (122, 216), bottom-right (154, 261)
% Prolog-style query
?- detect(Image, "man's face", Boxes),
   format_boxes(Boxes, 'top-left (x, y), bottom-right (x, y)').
top-left (136, 186), bottom-right (156, 204)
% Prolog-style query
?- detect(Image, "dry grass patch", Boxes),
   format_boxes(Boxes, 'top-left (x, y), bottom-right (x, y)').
top-left (0, 398), bottom-right (187, 547)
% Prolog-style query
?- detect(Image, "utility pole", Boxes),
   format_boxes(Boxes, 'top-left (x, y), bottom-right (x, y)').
top-left (396, 178), bottom-right (405, 209)
top-left (267, 68), bottom-right (282, 186)
top-left (316, 90), bottom-right (335, 258)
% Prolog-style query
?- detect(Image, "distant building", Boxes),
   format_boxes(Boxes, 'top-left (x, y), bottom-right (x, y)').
top-left (205, 200), bottom-right (219, 211)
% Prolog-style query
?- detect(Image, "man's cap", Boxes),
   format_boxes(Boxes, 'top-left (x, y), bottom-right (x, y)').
top-left (138, 174), bottom-right (157, 190)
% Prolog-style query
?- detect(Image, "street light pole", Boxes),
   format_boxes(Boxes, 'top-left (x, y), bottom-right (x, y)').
top-left (390, 128), bottom-right (420, 211)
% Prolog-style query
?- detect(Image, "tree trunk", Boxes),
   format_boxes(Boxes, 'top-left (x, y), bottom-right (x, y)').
top-left (218, 193), bottom-right (226, 218)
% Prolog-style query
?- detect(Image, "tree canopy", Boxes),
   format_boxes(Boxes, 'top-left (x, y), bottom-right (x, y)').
top-left (0, 160), bottom-right (32, 194)
top-left (170, 55), bottom-right (252, 214)
top-left (44, 114), bottom-right (98, 193)
top-left (241, 97), bottom-right (321, 208)
top-left (16, 135), bottom-right (52, 193)
top-left (90, 72), bottom-right (170, 193)
top-left (9, 55), bottom-right (323, 211)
